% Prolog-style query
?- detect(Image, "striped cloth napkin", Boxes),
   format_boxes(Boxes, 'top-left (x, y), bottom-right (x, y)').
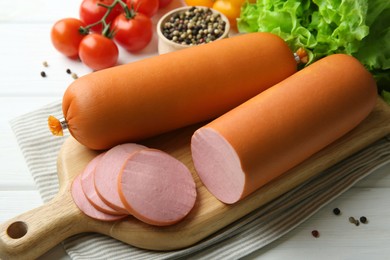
top-left (10, 100), bottom-right (390, 260)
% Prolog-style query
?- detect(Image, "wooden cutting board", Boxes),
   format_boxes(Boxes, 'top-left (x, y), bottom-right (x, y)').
top-left (1, 97), bottom-right (390, 259)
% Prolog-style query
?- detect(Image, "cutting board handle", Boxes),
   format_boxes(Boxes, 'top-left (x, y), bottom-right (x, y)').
top-left (0, 193), bottom-right (82, 260)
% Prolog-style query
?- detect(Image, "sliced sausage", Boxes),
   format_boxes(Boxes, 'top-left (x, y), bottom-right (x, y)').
top-left (118, 149), bottom-right (197, 226)
top-left (94, 143), bottom-right (146, 213)
top-left (71, 174), bottom-right (127, 221)
top-left (191, 54), bottom-right (377, 204)
top-left (80, 152), bottom-right (126, 216)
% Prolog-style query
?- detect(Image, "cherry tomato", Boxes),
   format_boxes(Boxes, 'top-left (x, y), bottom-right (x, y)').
top-left (127, 0), bottom-right (159, 17)
top-left (51, 18), bottom-right (87, 59)
top-left (78, 34), bottom-right (119, 70)
top-left (184, 0), bottom-right (215, 7)
top-left (112, 12), bottom-right (153, 52)
top-left (79, 0), bottom-right (123, 32)
top-left (213, 0), bottom-right (241, 28)
top-left (158, 0), bottom-right (172, 8)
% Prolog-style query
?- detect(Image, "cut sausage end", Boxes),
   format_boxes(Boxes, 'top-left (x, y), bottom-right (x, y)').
top-left (191, 127), bottom-right (245, 204)
top-left (118, 149), bottom-right (197, 226)
top-left (191, 54), bottom-right (377, 205)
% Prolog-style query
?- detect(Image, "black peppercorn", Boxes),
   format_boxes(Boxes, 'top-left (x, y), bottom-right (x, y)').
top-left (360, 216), bottom-right (368, 224)
top-left (66, 68), bottom-right (72, 74)
top-left (40, 71), bottom-right (46, 78)
top-left (333, 207), bottom-right (341, 215)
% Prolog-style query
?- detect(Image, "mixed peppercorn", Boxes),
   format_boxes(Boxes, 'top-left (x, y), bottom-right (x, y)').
top-left (161, 7), bottom-right (226, 46)
top-left (40, 61), bottom-right (78, 80)
top-left (311, 207), bottom-right (369, 238)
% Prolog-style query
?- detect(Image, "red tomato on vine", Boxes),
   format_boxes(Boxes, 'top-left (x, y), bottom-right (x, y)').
top-left (51, 18), bottom-right (87, 59)
top-left (112, 11), bottom-right (153, 52)
top-left (79, 0), bottom-right (123, 32)
top-left (78, 34), bottom-right (119, 70)
top-left (127, 0), bottom-right (159, 17)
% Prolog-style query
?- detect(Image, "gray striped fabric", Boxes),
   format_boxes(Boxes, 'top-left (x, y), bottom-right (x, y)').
top-left (9, 100), bottom-right (390, 260)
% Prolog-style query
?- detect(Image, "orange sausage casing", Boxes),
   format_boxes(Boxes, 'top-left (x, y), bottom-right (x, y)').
top-left (59, 32), bottom-right (297, 150)
top-left (191, 54), bottom-right (378, 204)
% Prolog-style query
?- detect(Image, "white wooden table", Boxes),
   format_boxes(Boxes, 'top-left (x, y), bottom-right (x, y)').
top-left (0, 1), bottom-right (389, 259)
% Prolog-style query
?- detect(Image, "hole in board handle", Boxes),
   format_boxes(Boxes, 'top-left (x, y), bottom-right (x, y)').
top-left (7, 221), bottom-right (28, 239)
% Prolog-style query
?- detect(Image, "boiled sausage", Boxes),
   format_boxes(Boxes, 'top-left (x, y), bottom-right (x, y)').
top-left (118, 149), bottom-right (197, 226)
top-left (72, 175), bottom-right (127, 221)
top-left (94, 143), bottom-right (146, 213)
top-left (191, 54), bottom-right (377, 204)
top-left (50, 32), bottom-right (298, 150)
top-left (80, 152), bottom-right (126, 216)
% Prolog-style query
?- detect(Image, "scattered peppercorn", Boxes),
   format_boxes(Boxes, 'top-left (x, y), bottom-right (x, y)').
top-left (311, 230), bottom-right (320, 238)
top-left (161, 7), bottom-right (226, 46)
top-left (348, 216), bottom-right (361, 226)
top-left (42, 61), bottom-right (49, 67)
top-left (71, 72), bottom-right (78, 79)
top-left (360, 216), bottom-right (368, 224)
top-left (333, 208), bottom-right (341, 215)
top-left (40, 71), bottom-right (47, 78)
top-left (66, 68), bottom-right (72, 74)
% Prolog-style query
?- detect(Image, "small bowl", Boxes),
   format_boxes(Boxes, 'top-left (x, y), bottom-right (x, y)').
top-left (157, 6), bottom-right (230, 55)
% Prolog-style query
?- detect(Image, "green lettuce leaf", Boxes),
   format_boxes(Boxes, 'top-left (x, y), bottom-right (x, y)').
top-left (238, 0), bottom-right (369, 63)
top-left (353, 0), bottom-right (390, 93)
top-left (238, 0), bottom-right (389, 102)
top-left (382, 90), bottom-right (390, 104)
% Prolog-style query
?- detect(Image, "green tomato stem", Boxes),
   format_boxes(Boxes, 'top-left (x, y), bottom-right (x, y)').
top-left (124, 3), bottom-right (137, 19)
top-left (80, 0), bottom-right (130, 38)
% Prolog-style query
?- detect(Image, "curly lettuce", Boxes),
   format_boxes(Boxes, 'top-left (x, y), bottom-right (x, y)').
top-left (238, 0), bottom-right (389, 102)
top-left (238, 0), bottom-right (369, 63)
top-left (353, 1), bottom-right (390, 98)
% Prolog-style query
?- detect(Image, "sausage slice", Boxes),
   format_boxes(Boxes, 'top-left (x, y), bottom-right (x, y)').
top-left (94, 143), bottom-right (146, 213)
top-left (80, 152), bottom-right (125, 215)
top-left (118, 149), bottom-right (197, 226)
top-left (72, 175), bottom-right (127, 221)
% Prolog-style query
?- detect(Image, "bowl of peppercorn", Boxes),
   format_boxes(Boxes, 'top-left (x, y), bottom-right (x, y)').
top-left (157, 6), bottom-right (230, 54)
